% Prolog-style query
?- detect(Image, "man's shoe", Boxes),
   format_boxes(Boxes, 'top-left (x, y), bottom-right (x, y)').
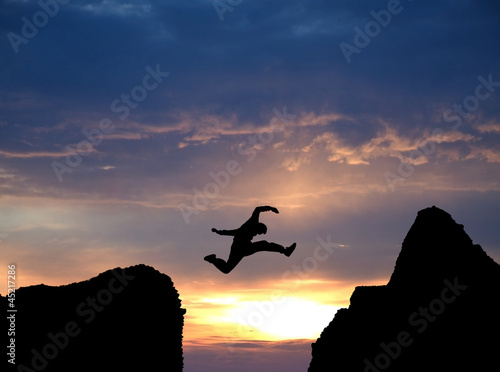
top-left (284, 243), bottom-right (296, 257)
top-left (204, 254), bottom-right (216, 263)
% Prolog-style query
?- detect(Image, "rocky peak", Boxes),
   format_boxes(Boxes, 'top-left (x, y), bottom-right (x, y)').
top-left (388, 206), bottom-right (494, 290)
top-left (308, 206), bottom-right (500, 372)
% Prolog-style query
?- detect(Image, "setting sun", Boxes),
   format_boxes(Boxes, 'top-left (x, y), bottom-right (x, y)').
top-left (227, 297), bottom-right (339, 340)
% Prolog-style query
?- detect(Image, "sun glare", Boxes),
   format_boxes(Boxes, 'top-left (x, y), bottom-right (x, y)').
top-left (226, 297), bottom-right (339, 340)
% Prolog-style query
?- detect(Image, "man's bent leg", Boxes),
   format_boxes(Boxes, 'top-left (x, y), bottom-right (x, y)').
top-left (207, 252), bottom-right (243, 274)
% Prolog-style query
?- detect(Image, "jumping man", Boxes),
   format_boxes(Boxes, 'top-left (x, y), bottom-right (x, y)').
top-left (204, 206), bottom-right (296, 274)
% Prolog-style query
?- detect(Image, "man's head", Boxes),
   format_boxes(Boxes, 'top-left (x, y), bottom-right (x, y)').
top-left (256, 222), bottom-right (267, 235)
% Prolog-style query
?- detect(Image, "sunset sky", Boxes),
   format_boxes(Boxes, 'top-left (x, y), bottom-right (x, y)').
top-left (1, 1), bottom-right (500, 371)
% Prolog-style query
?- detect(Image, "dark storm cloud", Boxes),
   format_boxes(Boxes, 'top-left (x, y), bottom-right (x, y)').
top-left (2, 0), bottom-right (499, 126)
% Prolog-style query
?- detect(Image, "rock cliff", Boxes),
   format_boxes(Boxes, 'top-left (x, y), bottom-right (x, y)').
top-left (2, 264), bottom-right (185, 372)
top-left (308, 206), bottom-right (500, 371)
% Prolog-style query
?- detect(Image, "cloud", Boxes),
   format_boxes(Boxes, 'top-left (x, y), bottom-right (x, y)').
top-left (427, 130), bottom-right (477, 145)
top-left (475, 121), bottom-right (500, 134)
top-left (467, 146), bottom-right (500, 163)
top-left (0, 149), bottom-right (67, 159)
top-left (77, 0), bottom-right (153, 17)
top-left (276, 115), bottom-right (499, 172)
top-left (294, 112), bottom-right (352, 128)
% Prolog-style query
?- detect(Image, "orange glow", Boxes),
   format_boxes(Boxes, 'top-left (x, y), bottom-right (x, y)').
top-left (176, 278), bottom-right (384, 349)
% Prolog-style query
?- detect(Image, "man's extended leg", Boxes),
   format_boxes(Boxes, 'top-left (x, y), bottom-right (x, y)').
top-left (246, 241), bottom-right (296, 257)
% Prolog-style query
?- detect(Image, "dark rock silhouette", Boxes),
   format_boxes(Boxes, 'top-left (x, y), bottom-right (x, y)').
top-left (2, 264), bottom-right (185, 372)
top-left (308, 206), bottom-right (500, 371)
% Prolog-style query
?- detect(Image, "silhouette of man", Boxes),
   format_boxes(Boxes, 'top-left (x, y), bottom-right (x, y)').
top-left (204, 206), bottom-right (296, 274)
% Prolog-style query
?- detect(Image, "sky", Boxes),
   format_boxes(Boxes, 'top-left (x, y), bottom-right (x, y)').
top-left (1, 0), bottom-right (500, 371)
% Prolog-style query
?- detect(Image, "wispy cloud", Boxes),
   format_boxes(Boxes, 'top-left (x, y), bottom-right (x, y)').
top-left (475, 121), bottom-right (500, 134)
top-left (0, 149), bottom-right (67, 159)
top-left (277, 117), bottom-right (498, 172)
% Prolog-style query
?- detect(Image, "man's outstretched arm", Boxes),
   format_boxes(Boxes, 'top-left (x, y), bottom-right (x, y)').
top-left (212, 228), bottom-right (238, 236)
top-left (250, 206), bottom-right (279, 221)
